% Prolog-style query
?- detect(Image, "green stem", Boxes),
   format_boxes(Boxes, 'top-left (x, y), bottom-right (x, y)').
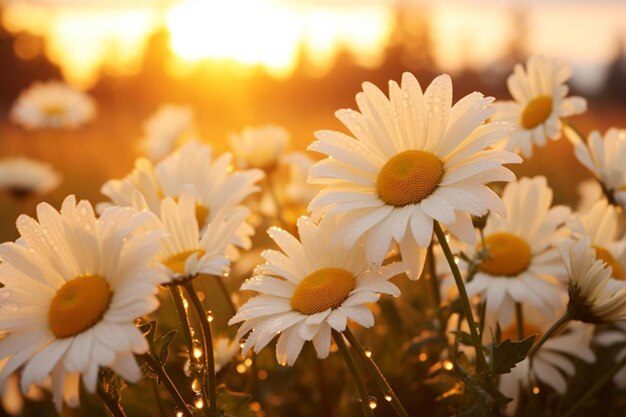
top-left (560, 354), bottom-right (626, 417)
top-left (184, 280), bottom-right (218, 414)
top-left (433, 222), bottom-right (487, 372)
top-left (150, 378), bottom-right (167, 417)
top-left (333, 331), bottom-right (374, 417)
top-left (343, 328), bottom-right (409, 417)
top-left (515, 303), bottom-right (524, 341)
top-left (141, 354), bottom-right (193, 417)
top-left (528, 312), bottom-right (571, 358)
top-left (97, 383), bottom-right (126, 417)
top-left (215, 274), bottom-right (238, 317)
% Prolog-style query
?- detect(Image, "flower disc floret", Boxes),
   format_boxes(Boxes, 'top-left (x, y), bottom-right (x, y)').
top-left (291, 267), bottom-right (356, 315)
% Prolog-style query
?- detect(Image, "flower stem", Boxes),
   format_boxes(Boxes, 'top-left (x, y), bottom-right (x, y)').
top-left (214, 274), bottom-right (237, 317)
top-left (170, 285), bottom-right (210, 417)
top-left (141, 353), bottom-right (193, 417)
top-left (433, 222), bottom-right (487, 372)
top-left (515, 303), bottom-right (524, 341)
top-left (150, 378), bottom-right (168, 417)
top-left (343, 328), bottom-right (409, 417)
top-left (97, 383), bottom-right (126, 417)
top-left (560, 353), bottom-right (626, 417)
top-left (527, 312), bottom-right (571, 358)
top-left (332, 331), bottom-right (374, 417)
top-left (183, 280), bottom-right (218, 415)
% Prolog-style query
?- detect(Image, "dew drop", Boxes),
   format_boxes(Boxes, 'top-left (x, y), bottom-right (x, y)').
top-left (384, 394), bottom-right (392, 402)
top-left (193, 393), bottom-right (204, 409)
top-left (368, 396), bottom-right (378, 409)
top-left (191, 378), bottom-right (201, 394)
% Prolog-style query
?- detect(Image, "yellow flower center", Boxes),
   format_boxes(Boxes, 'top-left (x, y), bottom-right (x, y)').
top-left (478, 233), bottom-right (532, 277)
top-left (163, 249), bottom-right (206, 275)
top-left (48, 275), bottom-right (112, 338)
top-left (43, 104), bottom-right (66, 117)
top-left (520, 95), bottom-right (553, 129)
top-left (593, 245), bottom-right (626, 281)
top-left (500, 322), bottom-right (542, 342)
top-left (377, 150), bottom-right (443, 207)
top-left (291, 268), bottom-right (356, 315)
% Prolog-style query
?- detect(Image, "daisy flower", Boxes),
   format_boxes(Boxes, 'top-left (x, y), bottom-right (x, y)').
top-left (228, 124), bottom-right (290, 171)
top-left (307, 73), bottom-right (521, 280)
top-left (100, 140), bottom-right (264, 257)
top-left (0, 157), bottom-right (61, 198)
top-left (569, 199), bottom-right (626, 281)
top-left (568, 128), bottom-right (626, 210)
top-left (463, 176), bottom-right (570, 324)
top-left (493, 307), bottom-right (595, 415)
top-left (132, 190), bottom-right (249, 282)
top-left (10, 80), bottom-right (96, 129)
top-left (228, 217), bottom-right (403, 366)
top-left (575, 178), bottom-right (605, 214)
top-left (139, 104), bottom-right (196, 161)
top-left (282, 152), bottom-right (322, 208)
top-left (0, 195), bottom-right (166, 410)
top-left (492, 55), bottom-right (587, 157)
top-left (561, 238), bottom-right (626, 323)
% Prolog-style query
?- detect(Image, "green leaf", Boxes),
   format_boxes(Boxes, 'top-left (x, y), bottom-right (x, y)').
top-left (450, 330), bottom-right (475, 347)
top-left (139, 320), bottom-right (177, 365)
top-left (216, 384), bottom-right (261, 417)
top-left (490, 335), bottom-right (536, 375)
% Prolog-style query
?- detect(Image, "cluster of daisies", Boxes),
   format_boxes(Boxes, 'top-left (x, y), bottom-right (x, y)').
top-left (0, 55), bottom-right (625, 417)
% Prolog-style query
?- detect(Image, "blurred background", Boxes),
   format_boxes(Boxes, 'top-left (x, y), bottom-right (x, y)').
top-left (1, 1), bottom-right (626, 416)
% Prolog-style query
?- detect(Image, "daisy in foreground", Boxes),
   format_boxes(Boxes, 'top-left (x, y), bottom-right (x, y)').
top-left (568, 128), bottom-right (626, 210)
top-left (229, 216), bottom-right (403, 365)
top-left (0, 157), bottom-right (61, 198)
top-left (463, 176), bottom-right (570, 324)
top-left (0, 196), bottom-right (166, 410)
top-left (494, 307), bottom-right (595, 415)
top-left (307, 72), bottom-right (521, 280)
top-left (492, 55), bottom-right (587, 157)
top-left (10, 80), bottom-right (96, 129)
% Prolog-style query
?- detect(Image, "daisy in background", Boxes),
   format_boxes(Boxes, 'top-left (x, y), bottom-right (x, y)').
top-left (567, 128), bottom-right (626, 210)
top-left (492, 306), bottom-right (595, 416)
top-left (229, 216), bottom-right (403, 366)
top-left (100, 140), bottom-right (264, 258)
top-left (228, 124), bottom-right (290, 171)
top-left (492, 55), bottom-right (587, 157)
top-left (307, 73), bottom-right (521, 280)
top-left (0, 195), bottom-right (167, 410)
top-left (568, 199), bottom-right (626, 282)
top-left (462, 176), bottom-right (570, 325)
top-left (576, 179), bottom-right (605, 214)
top-left (0, 157), bottom-right (61, 199)
top-left (139, 104), bottom-right (197, 161)
top-left (10, 80), bottom-right (96, 129)
top-left (213, 337), bottom-right (240, 373)
top-left (131, 190), bottom-right (248, 282)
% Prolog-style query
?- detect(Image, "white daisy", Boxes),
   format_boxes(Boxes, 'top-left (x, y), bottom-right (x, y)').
top-left (100, 140), bottom-right (264, 257)
top-left (0, 195), bottom-right (166, 410)
top-left (0, 157), bottom-right (61, 198)
top-left (228, 217), bottom-right (403, 366)
top-left (575, 178), bottom-right (605, 214)
top-left (560, 238), bottom-right (626, 323)
top-left (10, 80), bottom-right (96, 130)
top-left (492, 55), bottom-right (587, 157)
top-left (132, 190), bottom-right (248, 282)
top-left (568, 128), bottom-right (626, 210)
top-left (228, 124), bottom-right (290, 170)
top-left (139, 104), bottom-right (197, 161)
top-left (282, 152), bottom-right (322, 208)
top-left (493, 307), bottom-right (595, 415)
top-left (307, 73), bottom-right (521, 280)
top-left (463, 176), bottom-right (570, 324)
top-left (569, 199), bottom-right (626, 281)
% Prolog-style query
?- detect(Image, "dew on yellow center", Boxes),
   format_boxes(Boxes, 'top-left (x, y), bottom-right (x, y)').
top-left (163, 249), bottom-right (206, 275)
top-left (500, 322), bottom-right (542, 342)
top-left (291, 267), bottom-right (356, 315)
top-left (43, 105), bottom-right (66, 117)
top-left (520, 95), bottom-right (553, 129)
top-left (593, 245), bottom-right (626, 281)
top-left (376, 150), bottom-right (443, 207)
top-left (48, 275), bottom-right (112, 338)
top-left (478, 233), bottom-right (532, 277)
